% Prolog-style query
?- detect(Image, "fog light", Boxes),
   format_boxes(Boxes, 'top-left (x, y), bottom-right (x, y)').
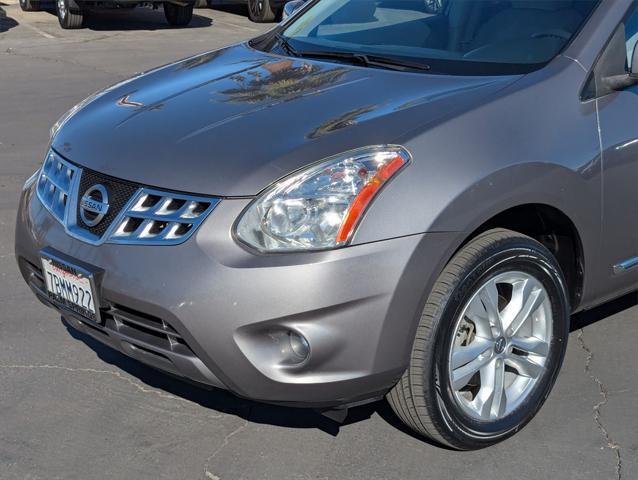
top-left (288, 331), bottom-right (310, 363)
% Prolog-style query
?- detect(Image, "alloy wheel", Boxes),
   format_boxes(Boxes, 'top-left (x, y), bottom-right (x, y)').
top-left (249, 0), bottom-right (263, 18)
top-left (448, 271), bottom-right (552, 421)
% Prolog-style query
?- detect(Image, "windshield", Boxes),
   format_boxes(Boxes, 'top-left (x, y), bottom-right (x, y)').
top-left (277, 0), bottom-right (599, 75)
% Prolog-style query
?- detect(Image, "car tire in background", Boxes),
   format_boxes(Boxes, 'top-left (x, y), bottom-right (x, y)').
top-left (247, 0), bottom-right (276, 23)
top-left (387, 229), bottom-right (570, 450)
top-left (164, 2), bottom-right (194, 26)
top-left (56, 0), bottom-right (83, 29)
top-left (19, 0), bottom-right (40, 11)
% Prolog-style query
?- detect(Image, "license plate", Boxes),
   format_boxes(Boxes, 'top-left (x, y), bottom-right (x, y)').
top-left (41, 253), bottom-right (99, 321)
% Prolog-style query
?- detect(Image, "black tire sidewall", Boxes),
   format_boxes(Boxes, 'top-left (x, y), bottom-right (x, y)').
top-left (164, 3), bottom-right (193, 26)
top-left (429, 242), bottom-right (569, 448)
top-left (247, 0), bottom-right (274, 22)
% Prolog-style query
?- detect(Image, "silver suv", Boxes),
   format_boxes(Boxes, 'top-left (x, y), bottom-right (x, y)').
top-left (15, 0), bottom-right (638, 449)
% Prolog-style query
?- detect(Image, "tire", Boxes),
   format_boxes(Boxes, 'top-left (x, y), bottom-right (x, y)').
top-left (247, 0), bottom-right (275, 23)
top-left (56, 0), bottom-right (83, 29)
top-left (20, 0), bottom-right (40, 12)
top-left (164, 2), bottom-right (194, 26)
top-left (387, 228), bottom-right (570, 450)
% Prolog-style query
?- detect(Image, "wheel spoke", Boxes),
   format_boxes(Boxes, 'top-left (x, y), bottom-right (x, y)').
top-left (490, 359), bottom-right (506, 418)
top-left (510, 336), bottom-right (549, 357)
top-left (503, 278), bottom-right (546, 336)
top-left (452, 350), bottom-right (493, 390)
top-left (478, 278), bottom-right (503, 336)
top-left (476, 359), bottom-right (506, 419)
top-left (451, 337), bottom-right (492, 370)
top-left (464, 295), bottom-right (493, 339)
top-left (505, 355), bottom-right (544, 379)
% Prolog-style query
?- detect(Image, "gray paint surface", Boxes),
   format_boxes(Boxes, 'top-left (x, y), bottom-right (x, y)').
top-left (12, 0), bottom-right (638, 403)
top-left (1, 3), bottom-right (638, 479)
top-left (43, 1), bottom-right (638, 312)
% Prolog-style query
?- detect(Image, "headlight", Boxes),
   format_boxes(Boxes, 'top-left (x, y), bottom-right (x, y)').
top-left (235, 145), bottom-right (410, 252)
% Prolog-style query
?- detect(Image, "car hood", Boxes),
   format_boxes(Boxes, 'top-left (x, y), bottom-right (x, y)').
top-left (52, 43), bottom-right (519, 197)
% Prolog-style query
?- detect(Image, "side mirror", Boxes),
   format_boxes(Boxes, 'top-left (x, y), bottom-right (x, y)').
top-left (603, 41), bottom-right (638, 91)
top-left (282, 0), bottom-right (305, 20)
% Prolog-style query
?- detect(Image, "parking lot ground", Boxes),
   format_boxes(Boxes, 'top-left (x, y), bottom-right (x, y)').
top-left (1, 3), bottom-right (638, 479)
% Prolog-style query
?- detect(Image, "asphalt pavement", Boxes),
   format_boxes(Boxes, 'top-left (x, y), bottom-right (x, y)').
top-left (1, 2), bottom-right (637, 479)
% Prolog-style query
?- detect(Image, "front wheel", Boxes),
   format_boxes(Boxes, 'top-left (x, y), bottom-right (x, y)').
top-left (387, 228), bottom-right (570, 449)
top-left (56, 0), bottom-right (83, 29)
top-left (247, 0), bottom-right (275, 23)
top-left (164, 2), bottom-right (194, 26)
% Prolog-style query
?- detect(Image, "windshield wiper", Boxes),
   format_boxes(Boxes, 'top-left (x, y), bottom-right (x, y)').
top-left (293, 50), bottom-right (431, 72)
top-left (275, 33), bottom-right (300, 57)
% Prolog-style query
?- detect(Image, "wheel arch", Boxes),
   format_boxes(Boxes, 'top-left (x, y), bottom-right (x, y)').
top-left (452, 203), bottom-right (585, 311)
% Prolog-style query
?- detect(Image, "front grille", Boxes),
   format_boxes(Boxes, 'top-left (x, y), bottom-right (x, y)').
top-left (34, 149), bottom-right (220, 246)
top-left (109, 189), bottom-right (219, 245)
top-left (76, 168), bottom-right (138, 237)
top-left (36, 151), bottom-right (79, 223)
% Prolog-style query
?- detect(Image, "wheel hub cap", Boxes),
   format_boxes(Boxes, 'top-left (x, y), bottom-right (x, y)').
top-left (494, 336), bottom-right (507, 354)
top-left (448, 271), bottom-right (553, 421)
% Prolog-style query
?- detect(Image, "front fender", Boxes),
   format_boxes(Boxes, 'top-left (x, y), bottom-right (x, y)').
top-left (351, 56), bottom-right (602, 304)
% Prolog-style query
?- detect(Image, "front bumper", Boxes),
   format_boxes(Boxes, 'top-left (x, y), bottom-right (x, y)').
top-left (16, 183), bottom-right (455, 408)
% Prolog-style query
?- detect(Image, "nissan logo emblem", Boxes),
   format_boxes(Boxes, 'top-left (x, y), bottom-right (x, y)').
top-left (80, 184), bottom-right (110, 227)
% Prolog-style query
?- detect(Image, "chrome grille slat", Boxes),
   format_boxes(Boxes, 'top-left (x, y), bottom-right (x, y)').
top-left (36, 151), bottom-right (79, 224)
top-left (125, 202), bottom-right (207, 222)
top-left (41, 172), bottom-right (71, 193)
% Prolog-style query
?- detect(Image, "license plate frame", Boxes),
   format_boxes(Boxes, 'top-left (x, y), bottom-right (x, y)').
top-left (40, 248), bottom-right (102, 323)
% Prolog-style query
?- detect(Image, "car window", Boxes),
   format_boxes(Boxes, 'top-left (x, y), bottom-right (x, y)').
top-left (278, 0), bottom-right (600, 75)
top-left (624, 1), bottom-right (638, 69)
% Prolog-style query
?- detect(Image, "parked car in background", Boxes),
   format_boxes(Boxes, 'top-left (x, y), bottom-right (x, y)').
top-left (16, 0), bottom-right (638, 449)
top-left (207, 0), bottom-right (287, 22)
top-left (245, 0), bottom-right (286, 21)
top-left (19, 0), bottom-right (196, 29)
